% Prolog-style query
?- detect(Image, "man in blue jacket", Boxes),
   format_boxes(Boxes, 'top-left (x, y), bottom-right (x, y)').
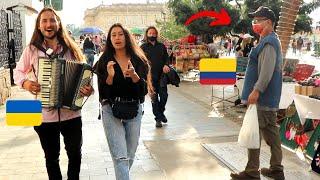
top-left (231, 6), bottom-right (284, 180)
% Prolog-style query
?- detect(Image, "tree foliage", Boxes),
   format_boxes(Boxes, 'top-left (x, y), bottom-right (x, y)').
top-left (156, 15), bottom-right (190, 40)
top-left (168, 0), bottom-right (319, 37)
top-left (168, 0), bottom-right (241, 42)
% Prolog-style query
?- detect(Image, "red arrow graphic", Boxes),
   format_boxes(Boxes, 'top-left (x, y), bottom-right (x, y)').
top-left (185, 8), bottom-right (231, 27)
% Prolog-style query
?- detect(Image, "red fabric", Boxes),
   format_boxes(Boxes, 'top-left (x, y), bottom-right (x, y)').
top-left (200, 78), bottom-right (236, 85)
top-left (293, 64), bottom-right (315, 81)
top-left (187, 35), bottom-right (196, 43)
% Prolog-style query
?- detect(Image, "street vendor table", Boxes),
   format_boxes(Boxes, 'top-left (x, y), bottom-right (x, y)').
top-left (279, 83), bottom-right (296, 109)
top-left (293, 94), bottom-right (320, 125)
top-left (235, 79), bottom-right (296, 109)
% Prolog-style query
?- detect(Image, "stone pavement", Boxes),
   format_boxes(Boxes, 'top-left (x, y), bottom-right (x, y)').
top-left (0, 75), bottom-right (242, 180)
top-left (0, 76), bottom-right (317, 179)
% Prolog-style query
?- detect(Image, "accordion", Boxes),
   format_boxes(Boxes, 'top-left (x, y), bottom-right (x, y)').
top-left (37, 57), bottom-right (93, 110)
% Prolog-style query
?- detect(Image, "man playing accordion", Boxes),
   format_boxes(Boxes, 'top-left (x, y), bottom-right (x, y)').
top-left (14, 7), bottom-right (93, 180)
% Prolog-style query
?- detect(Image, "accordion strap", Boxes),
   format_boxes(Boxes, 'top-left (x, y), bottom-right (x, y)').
top-left (32, 42), bottom-right (66, 59)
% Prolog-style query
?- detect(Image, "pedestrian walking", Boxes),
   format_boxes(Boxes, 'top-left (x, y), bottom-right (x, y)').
top-left (291, 39), bottom-right (297, 54)
top-left (83, 35), bottom-right (96, 67)
top-left (13, 7), bottom-right (93, 180)
top-left (141, 26), bottom-right (170, 128)
top-left (94, 23), bottom-right (153, 180)
top-left (297, 36), bottom-right (304, 55)
top-left (231, 6), bottom-right (284, 180)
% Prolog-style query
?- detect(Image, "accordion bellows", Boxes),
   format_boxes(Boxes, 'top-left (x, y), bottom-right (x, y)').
top-left (37, 57), bottom-right (92, 110)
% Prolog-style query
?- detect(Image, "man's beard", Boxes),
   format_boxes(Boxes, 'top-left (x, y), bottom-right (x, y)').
top-left (43, 30), bottom-right (58, 40)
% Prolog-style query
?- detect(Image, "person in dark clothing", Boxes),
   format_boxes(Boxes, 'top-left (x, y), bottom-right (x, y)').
top-left (141, 26), bottom-right (170, 128)
top-left (83, 35), bottom-right (95, 66)
top-left (235, 34), bottom-right (254, 57)
top-left (94, 23), bottom-right (153, 179)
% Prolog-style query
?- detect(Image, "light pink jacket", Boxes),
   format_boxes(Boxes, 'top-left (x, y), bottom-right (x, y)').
top-left (14, 45), bottom-right (81, 123)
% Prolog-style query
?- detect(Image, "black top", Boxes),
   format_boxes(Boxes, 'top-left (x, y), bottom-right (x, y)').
top-left (235, 38), bottom-right (254, 57)
top-left (141, 41), bottom-right (169, 81)
top-left (94, 55), bottom-right (148, 103)
top-left (83, 38), bottom-right (95, 50)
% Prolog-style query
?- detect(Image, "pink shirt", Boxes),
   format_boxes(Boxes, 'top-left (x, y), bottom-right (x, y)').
top-left (14, 45), bottom-right (81, 123)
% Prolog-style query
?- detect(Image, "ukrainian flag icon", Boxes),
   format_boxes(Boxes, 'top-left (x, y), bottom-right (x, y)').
top-left (6, 100), bottom-right (42, 126)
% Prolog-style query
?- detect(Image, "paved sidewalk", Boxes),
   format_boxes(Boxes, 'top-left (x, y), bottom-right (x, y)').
top-left (0, 76), bottom-right (242, 180)
top-left (1, 78), bottom-right (317, 179)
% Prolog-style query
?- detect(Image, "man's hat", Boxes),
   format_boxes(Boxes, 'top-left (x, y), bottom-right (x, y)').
top-left (248, 6), bottom-right (276, 22)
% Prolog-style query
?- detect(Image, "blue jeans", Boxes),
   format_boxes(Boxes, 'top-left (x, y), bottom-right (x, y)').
top-left (101, 104), bottom-right (143, 180)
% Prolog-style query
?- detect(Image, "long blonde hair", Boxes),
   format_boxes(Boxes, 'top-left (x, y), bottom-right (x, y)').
top-left (29, 7), bottom-right (85, 62)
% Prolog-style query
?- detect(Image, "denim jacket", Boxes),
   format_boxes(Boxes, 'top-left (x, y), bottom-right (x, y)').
top-left (241, 32), bottom-right (283, 109)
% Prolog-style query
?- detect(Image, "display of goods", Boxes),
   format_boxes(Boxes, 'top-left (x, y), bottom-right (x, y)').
top-left (298, 77), bottom-right (320, 87)
top-left (188, 59), bottom-right (195, 70)
top-left (173, 44), bottom-right (209, 60)
top-left (0, 10), bottom-right (9, 68)
top-left (293, 64), bottom-right (315, 81)
top-left (12, 11), bottom-right (23, 61)
top-left (295, 85), bottom-right (320, 96)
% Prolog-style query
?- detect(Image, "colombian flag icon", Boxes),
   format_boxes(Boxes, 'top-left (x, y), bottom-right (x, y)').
top-left (199, 58), bottom-right (237, 85)
top-left (6, 100), bottom-right (42, 126)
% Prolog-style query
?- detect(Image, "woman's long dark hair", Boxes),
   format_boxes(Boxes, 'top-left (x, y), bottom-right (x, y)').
top-left (29, 7), bottom-right (85, 62)
top-left (100, 23), bottom-right (153, 94)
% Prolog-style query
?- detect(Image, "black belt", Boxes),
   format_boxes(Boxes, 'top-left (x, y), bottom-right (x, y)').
top-left (101, 97), bottom-right (144, 106)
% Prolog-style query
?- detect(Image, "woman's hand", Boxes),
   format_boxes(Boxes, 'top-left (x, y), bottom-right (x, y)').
top-left (107, 61), bottom-right (116, 77)
top-left (123, 60), bottom-right (140, 83)
top-left (23, 80), bottom-right (40, 95)
top-left (123, 60), bottom-right (135, 78)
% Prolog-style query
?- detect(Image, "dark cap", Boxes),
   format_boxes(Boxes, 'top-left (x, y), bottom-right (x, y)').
top-left (248, 6), bottom-right (276, 22)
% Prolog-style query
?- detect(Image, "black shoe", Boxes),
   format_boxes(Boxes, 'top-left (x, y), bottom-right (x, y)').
top-left (260, 168), bottom-right (285, 180)
top-left (161, 116), bottom-right (167, 123)
top-left (156, 121), bottom-right (162, 128)
top-left (230, 171), bottom-right (260, 180)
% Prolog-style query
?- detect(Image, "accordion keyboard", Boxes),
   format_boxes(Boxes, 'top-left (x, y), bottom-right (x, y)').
top-left (37, 58), bottom-right (64, 108)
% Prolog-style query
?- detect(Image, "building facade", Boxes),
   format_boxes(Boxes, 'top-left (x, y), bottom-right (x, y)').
top-left (83, 3), bottom-right (168, 33)
top-left (0, 0), bottom-right (42, 48)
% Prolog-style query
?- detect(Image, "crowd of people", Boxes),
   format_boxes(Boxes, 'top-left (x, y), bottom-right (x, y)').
top-left (13, 5), bottom-right (287, 180)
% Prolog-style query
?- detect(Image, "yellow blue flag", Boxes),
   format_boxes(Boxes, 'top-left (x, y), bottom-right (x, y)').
top-left (6, 100), bottom-right (42, 126)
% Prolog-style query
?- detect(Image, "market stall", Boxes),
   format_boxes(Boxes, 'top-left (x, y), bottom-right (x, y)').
top-left (172, 44), bottom-right (209, 81)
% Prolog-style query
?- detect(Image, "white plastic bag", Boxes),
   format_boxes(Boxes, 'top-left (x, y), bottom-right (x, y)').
top-left (238, 104), bottom-right (260, 149)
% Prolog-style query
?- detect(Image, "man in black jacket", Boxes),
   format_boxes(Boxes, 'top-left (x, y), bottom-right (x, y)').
top-left (141, 26), bottom-right (170, 128)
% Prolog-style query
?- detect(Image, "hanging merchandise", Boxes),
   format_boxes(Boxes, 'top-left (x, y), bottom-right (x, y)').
top-left (0, 9), bottom-right (9, 68)
top-left (12, 11), bottom-right (23, 62)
